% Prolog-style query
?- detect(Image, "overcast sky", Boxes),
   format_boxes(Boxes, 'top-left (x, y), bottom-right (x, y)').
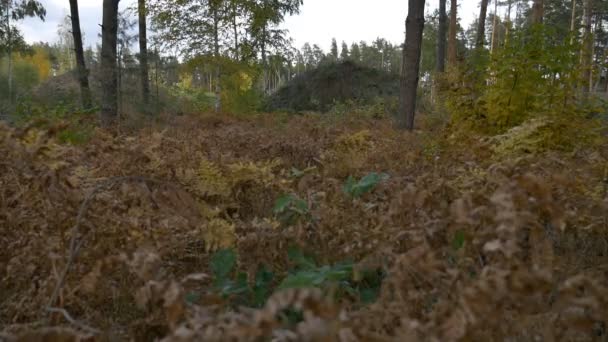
top-left (19, 0), bottom-right (479, 52)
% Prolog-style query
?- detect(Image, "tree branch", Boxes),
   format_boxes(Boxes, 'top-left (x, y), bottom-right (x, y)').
top-left (47, 307), bottom-right (101, 335)
top-left (45, 176), bottom-right (183, 313)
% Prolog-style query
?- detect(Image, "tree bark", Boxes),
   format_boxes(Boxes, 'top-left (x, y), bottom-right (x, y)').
top-left (490, 0), bottom-right (498, 54)
top-left (138, 0), bottom-right (150, 109)
top-left (232, 2), bottom-right (239, 61)
top-left (448, 0), bottom-right (457, 66)
top-left (476, 0), bottom-right (489, 49)
top-left (437, 0), bottom-right (447, 72)
top-left (505, 0), bottom-right (512, 46)
top-left (69, 0), bottom-right (92, 108)
top-left (532, 0), bottom-right (544, 24)
top-left (581, 0), bottom-right (593, 94)
top-left (212, 6), bottom-right (221, 113)
top-left (570, 0), bottom-right (577, 44)
top-left (6, 3), bottom-right (12, 104)
top-left (398, 0), bottom-right (426, 131)
top-left (100, 0), bottom-right (120, 126)
top-left (261, 26), bottom-right (268, 95)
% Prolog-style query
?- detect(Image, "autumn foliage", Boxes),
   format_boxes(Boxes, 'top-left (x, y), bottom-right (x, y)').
top-left (1, 113), bottom-right (607, 341)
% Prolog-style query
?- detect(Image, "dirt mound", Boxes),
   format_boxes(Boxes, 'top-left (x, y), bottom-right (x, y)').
top-left (266, 61), bottom-right (399, 112)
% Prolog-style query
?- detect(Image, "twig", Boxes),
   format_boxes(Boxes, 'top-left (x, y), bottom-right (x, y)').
top-left (45, 176), bottom-right (181, 313)
top-left (47, 307), bottom-right (101, 335)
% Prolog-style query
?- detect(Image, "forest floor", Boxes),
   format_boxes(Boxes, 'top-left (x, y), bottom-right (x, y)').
top-left (1, 112), bottom-right (608, 341)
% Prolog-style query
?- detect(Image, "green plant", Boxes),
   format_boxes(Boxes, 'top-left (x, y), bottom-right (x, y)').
top-left (343, 172), bottom-right (389, 198)
top-left (209, 249), bottom-right (275, 307)
top-left (273, 193), bottom-right (310, 224)
top-left (57, 126), bottom-right (93, 145)
top-left (447, 26), bottom-right (584, 133)
top-left (279, 247), bottom-right (384, 303)
top-left (207, 247), bottom-right (384, 308)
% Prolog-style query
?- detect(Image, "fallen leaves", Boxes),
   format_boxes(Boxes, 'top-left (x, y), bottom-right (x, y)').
top-left (1, 114), bottom-right (607, 341)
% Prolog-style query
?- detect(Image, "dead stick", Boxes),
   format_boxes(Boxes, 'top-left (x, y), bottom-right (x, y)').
top-left (46, 176), bottom-right (181, 313)
top-left (47, 307), bottom-right (101, 335)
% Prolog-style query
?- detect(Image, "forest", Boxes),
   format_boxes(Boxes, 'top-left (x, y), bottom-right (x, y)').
top-left (1, 0), bottom-right (608, 340)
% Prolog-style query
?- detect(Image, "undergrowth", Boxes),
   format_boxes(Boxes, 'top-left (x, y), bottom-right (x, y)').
top-left (1, 112), bottom-right (607, 341)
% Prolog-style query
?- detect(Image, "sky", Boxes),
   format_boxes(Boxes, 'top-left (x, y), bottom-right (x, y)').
top-left (18, 0), bottom-right (479, 52)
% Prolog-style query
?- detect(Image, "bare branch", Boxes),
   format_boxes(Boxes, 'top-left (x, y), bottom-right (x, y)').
top-left (47, 307), bottom-right (101, 335)
top-left (45, 176), bottom-right (183, 313)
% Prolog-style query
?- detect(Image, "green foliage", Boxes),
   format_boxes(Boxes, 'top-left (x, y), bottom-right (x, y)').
top-left (0, 0), bottom-right (46, 54)
top-left (281, 246), bottom-right (384, 303)
top-left (210, 249), bottom-right (272, 305)
top-left (489, 115), bottom-right (603, 158)
top-left (452, 230), bottom-right (466, 251)
top-left (167, 85), bottom-right (215, 114)
top-left (327, 97), bottom-right (397, 120)
top-left (287, 246), bottom-right (317, 270)
top-left (447, 26), bottom-right (584, 133)
top-left (210, 248), bottom-right (237, 281)
top-left (279, 263), bottom-right (352, 289)
top-left (343, 172), bottom-right (389, 198)
top-left (8, 99), bottom-right (95, 145)
top-left (273, 193), bottom-right (309, 224)
top-left (57, 126), bottom-right (93, 145)
top-left (220, 60), bottom-right (263, 114)
top-left (0, 57), bottom-right (40, 104)
top-left (207, 247), bottom-right (384, 307)
top-left (252, 265), bottom-right (274, 307)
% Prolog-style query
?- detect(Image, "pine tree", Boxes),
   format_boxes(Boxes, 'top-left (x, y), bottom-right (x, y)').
top-left (340, 41), bottom-right (349, 60)
top-left (448, 0), bottom-right (458, 65)
top-left (476, 0), bottom-right (489, 48)
top-left (68, 0), bottom-right (91, 108)
top-left (138, 0), bottom-right (150, 110)
top-left (532, 0), bottom-right (544, 24)
top-left (330, 38), bottom-right (338, 61)
top-left (1, 0), bottom-right (45, 104)
top-left (437, 0), bottom-right (447, 72)
top-left (350, 42), bottom-right (361, 62)
top-left (100, 0), bottom-right (120, 125)
top-left (399, 0), bottom-right (426, 130)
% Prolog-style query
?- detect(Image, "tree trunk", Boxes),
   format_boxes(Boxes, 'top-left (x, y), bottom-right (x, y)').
top-left (532, 0), bottom-right (544, 24)
top-left (6, 3), bottom-right (12, 104)
top-left (100, 0), bottom-right (120, 126)
top-left (490, 0), bottom-right (498, 54)
top-left (581, 0), bottom-right (593, 94)
top-left (69, 0), bottom-right (92, 108)
top-left (476, 0), bottom-right (489, 49)
top-left (570, 0), bottom-right (577, 44)
top-left (448, 0), bottom-right (457, 66)
top-left (155, 47), bottom-right (160, 115)
top-left (398, 0), bottom-right (426, 131)
top-left (262, 26), bottom-right (268, 95)
top-left (505, 0), bottom-right (512, 46)
top-left (117, 45), bottom-right (122, 119)
top-left (138, 0), bottom-right (150, 110)
top-left (232, 2), bottom-right (239, 60)
top-left (437, 0), bottom-right (447, 72)
top-left (213, 7), bottom-right (221, 113)
top-left (589, 15), bottom-right (600, 92)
